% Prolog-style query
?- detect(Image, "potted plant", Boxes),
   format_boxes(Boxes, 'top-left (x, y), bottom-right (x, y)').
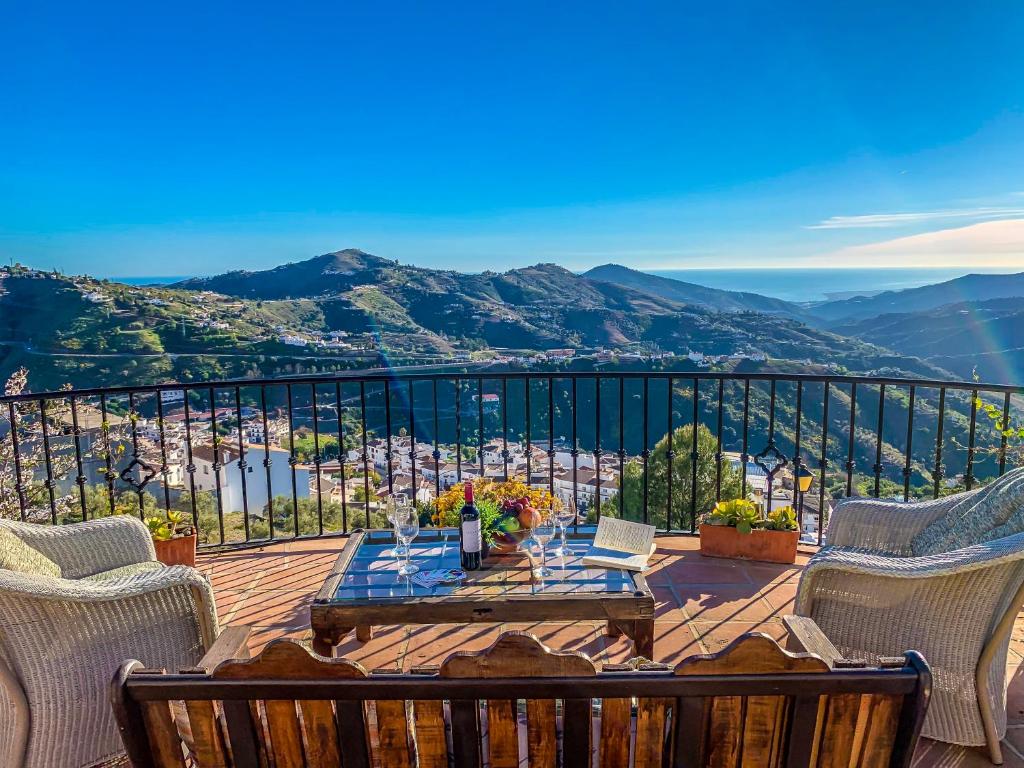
top-left (699, 499), bottom-right (799, 564)
top-left (146, 510), bottom-right (198, 567)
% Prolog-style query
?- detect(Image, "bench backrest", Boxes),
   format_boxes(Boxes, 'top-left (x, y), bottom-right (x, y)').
top-left (111, 631), bottom-right (930, 768)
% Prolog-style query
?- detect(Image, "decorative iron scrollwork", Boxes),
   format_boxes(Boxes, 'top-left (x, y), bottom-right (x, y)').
top-left (753, 441), bottom-right (788, 482)
top-left (120, 457), bottom-right (157, 491)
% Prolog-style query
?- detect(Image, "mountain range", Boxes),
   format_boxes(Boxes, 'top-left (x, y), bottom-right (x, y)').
top-left (807, 271), bottom-right (1024, 324)
top-left (4, 249), bottom-right (1024, 395)
top-left (581, 263), bottom-right (807, 316)
top-left (171, 249), bottom-right (942, 376)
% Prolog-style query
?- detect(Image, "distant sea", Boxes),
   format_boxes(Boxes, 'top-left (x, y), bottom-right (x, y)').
top-left (648, 267), bottom-right (1012, 303)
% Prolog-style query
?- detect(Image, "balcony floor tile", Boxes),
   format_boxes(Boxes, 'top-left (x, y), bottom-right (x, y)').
top-left (196, 534), bottom-right (1018, 767)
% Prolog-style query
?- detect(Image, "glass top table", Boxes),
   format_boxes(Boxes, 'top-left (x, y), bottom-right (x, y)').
top-left (330, 527), bottom-right (638, 601)
top-left (310, 527), bottom-right (655, 660)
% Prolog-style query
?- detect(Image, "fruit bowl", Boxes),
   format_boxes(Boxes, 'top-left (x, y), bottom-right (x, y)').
top-left (487, 496), bottom-right (542, 555)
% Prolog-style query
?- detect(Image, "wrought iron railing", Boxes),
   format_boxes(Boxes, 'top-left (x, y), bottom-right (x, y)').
top-left (1, 370), bottom-right (1020, 548)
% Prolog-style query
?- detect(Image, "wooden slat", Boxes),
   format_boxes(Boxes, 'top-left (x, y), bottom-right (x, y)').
top-left (411, 700), bottom-right (448, 768)
top-left (250, 701), bottom-right (273, 768)
top-left (222, 699), bottom-right (261, 768)
top-left (485, 699), bottom-right (519, 768)
top-left (740, 694), bottom-right (790, 768)
top-left (184, 699), bottom-right (229, 768)
top-left (141, 700), bottom-right (187, 768)
top-left (336, 700), bottom-right (372, 768)
top-left (563, 698), bottom-right (593, 768)
top-left (440, 631), bottom-right (598, 768)
top-left (675, 634), bottom-right (831, 676)
top-left (782, 616), bottom-right (842, 668)
top-left (599, 697), bottom-right (632, 768)
top-left (213, 639), bottom-right (368, 682)
top-left (817, 694), bottom-right (862, 768)
top-left (439, 631), bottom-right (598, 678)
top-left (265, 700), bottom-right (305, 768)
top-left (214, 639), bottom-right (369, 767)
top-left (857, 695), bottom-right (901, 768)
top-left (677, 633), bottom-right (831, 768)
top-left (673, 696), bottom-right (706, 768)
top-left (190, 626), bottom-right (253, 672)
top-left (526, 699), bottom-right (558, 768)
top-left (785, 695), bottom-right (822, 768)
top-left (374, 699), bottom-right (412, 767)
top-left (297, 700), bottom-right (342, 767)
top-left (705, 696), bottom-right (743, 768)
top-left (634, 697), bottom-right (670, 768)
top-left (111, 661), bottom-right (156, 768)
top-left (450, 699), bottom-right (482, 768)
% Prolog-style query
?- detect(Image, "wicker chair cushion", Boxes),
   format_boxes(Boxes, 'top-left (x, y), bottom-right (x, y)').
top-left (912, 467), bottom-right (1024, 556)
top-left (0, 529), bottom-right (61, 578)
top-left (84, 561), bottom-right (165, 581)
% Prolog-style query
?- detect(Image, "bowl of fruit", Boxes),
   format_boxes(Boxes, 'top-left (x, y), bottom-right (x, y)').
top-left (487, 496), bottom-right (543, 555)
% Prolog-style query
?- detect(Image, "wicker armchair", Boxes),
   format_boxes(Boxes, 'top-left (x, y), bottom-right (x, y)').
top-left (0, 516), bottom-right (217, 768)
top-left (796, 489), bottom-right (1024, 764)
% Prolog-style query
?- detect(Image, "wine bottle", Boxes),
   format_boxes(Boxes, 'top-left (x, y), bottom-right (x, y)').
top-left (460, 482), bottom-right (482, 571)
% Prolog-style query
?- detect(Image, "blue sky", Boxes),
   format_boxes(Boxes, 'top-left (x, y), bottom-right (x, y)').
top-left (2, 2), bottom-right (1023, 276)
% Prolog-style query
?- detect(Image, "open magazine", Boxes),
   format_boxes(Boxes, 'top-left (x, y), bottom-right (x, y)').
top-left (582, 517), bottom-right (657, 572)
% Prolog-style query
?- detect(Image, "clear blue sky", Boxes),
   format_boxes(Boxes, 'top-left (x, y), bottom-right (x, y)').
top-left (2, 2), bottom-right (1023, 276)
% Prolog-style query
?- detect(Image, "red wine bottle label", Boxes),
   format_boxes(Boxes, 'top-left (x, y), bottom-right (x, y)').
top-left (462, 519), bottom-right (481, 553)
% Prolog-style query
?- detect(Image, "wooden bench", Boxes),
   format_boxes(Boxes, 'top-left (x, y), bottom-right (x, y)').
top-left (111, 627), bottom-right (931, 768)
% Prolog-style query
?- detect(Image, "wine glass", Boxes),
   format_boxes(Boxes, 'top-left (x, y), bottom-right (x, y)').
top-left (395, 504), bottom-right (420, 577)
top-left (530, 508), bottom-right (555, 579)
top-left (550, 500), bottom-right (577, 558)
top-left (385, 493), bottom-right (409, 559)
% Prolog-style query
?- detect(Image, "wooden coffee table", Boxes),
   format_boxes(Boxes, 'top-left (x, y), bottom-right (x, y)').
top-left (310, 527), bottom-right (656, 660)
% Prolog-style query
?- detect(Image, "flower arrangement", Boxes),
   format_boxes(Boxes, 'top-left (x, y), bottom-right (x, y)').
top-left (432, 480), bottom-right (561, 552)
top-left (432, 479), bottom-right (560, 527)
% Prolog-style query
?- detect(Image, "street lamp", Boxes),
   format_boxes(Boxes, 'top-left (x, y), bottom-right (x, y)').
top-left (795, 465), bottom-right (814, 539)
top-left (797, 466), bottom-right (814, 494)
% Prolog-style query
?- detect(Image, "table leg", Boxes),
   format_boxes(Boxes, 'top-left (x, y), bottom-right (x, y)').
top-left (630, 618), bottom-right (655, 663)
top-left (605, 619), bottom-right (624, 638)
top-left (312, 626), bottom-right (352, 658)
top-left (356, 624), bottom-right (373, 642)
top-left (622, 619), bottom-right (655, 660)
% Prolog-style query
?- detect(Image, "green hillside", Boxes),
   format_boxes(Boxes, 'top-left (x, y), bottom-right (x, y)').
top-left (1, 253), bottom-right (955, 395)
top-left (583, 263), bottom-right (808, 317)
top-left (833, 297), bottom-right (1024, 384)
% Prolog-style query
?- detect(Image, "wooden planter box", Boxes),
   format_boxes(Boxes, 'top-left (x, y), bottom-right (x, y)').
top-left (154, 533), bottom-right (197, 567)
top-left (699, 524), bottom-right (798, 564)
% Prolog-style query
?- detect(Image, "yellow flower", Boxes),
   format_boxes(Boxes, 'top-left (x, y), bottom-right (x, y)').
top-left (433, 480), bottom-right (561, 527)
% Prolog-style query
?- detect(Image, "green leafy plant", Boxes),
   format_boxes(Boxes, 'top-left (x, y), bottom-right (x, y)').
top-left (703, 499), bottom-right (798, 534)
top-left (145, 509), bottom-right (194, 541)
top-left (764, 505), bottom-right (798, 532)
top-left (145, 516), bottom-right (174, 541)
top-left (476, 498), bottom-right (502, 546)
top-left (704, 498), bottom-right (761, 534)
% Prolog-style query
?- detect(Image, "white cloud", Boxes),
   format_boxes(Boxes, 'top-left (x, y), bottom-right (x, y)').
top-left (817, 219), bottom-right (1024, 268)
top-left (808, 207), bottom-right (1024, 229)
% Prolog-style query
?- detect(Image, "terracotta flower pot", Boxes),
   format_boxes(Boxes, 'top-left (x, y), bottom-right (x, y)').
top-left (154, 532), bottom-right (197, 567)
top-left (698, 524), bottom-right (798, 564)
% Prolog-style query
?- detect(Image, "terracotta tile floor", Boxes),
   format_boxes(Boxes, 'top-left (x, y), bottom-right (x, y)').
top-left (197, 535), bottom-right (1024, 767)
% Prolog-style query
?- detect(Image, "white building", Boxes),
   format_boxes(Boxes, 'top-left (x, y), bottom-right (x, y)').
top-left (553, 467), bottom-right (618, 508)
top-left (191, 443), bottom-right (308, 517)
